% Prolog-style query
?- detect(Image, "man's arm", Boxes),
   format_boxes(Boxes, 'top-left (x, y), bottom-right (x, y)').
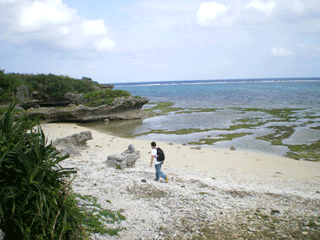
top-left (150, 155), bottom-right (154, 167)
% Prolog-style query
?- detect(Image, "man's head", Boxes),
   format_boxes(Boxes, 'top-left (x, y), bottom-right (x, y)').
top-left (151, 141), bottom-right (156, 148)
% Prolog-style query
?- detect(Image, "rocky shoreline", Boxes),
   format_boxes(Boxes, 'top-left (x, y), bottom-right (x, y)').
top-left (41, 123), bottom-right (320, 240)
top-left (25, 96), bottom-right (150, 123)
top-left (67, 157), bottom-right (320, 240)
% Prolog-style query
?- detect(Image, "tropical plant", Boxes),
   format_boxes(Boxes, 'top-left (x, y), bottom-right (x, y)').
top-left (84, 89), bottom-right (131, 107)
top-left (0, 103), bottom-right (86, 239)
top-left (0, 71), bottom-right (104, 104)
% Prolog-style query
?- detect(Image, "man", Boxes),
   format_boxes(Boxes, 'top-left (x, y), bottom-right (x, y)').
top-left (150, 141), bottom-right (168, 183)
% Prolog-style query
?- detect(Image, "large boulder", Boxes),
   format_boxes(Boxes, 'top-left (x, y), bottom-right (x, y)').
top-left (53, 131), bottom-right (93, 156)
top-left (105, 144), bottom-right (140, 169)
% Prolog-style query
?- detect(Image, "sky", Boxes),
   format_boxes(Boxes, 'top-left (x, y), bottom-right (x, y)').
top-left (0, 0), bottom-right (319, 83)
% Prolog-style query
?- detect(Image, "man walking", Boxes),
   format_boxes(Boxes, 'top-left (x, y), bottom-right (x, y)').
top-left (150, 142), bottom-right (168, 183)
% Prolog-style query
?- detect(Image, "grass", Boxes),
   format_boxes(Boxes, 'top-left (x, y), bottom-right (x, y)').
top-left (75, 194), bottom-right (125, 236)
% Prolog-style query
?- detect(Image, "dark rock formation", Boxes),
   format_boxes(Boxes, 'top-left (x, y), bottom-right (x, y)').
top-left (26, 96), bottom-right (149, 122)
top-left (53, 131), bottom-right (93, 156)
top-left (105, 144), bottom-right (140, 169)
top-left (14, 84), bottom-right (150, 122)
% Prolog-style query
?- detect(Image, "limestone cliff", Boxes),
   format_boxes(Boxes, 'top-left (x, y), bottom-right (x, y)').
top-left (26, 96), bottom-right (150, 123)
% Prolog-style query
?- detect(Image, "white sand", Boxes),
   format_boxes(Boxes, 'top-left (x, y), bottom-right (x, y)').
top-left (42, 123), bottom-right (320, 180)
top-left (41, 123), bottom-right (320, 239)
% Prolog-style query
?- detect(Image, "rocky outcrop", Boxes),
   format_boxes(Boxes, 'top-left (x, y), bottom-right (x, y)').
top-left (53, 131), bottom-right (93, 156)
top-left (105, 144), bottom-right (140, 169)
top-left (64, 92), bottom-right (84, 105)
top-left (16, 85), bottom-right (30, 103)
top-left (26, 96), bottom-right (149, 123)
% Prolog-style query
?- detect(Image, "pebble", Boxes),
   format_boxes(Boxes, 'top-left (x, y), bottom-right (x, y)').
top-left (56, 145), bottom-right (320, 240)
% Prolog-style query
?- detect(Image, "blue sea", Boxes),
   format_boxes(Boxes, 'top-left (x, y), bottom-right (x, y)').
top-left (114, 78), bottom-right (320, 109)
top-left (86, 78), bottom-right (320, 157)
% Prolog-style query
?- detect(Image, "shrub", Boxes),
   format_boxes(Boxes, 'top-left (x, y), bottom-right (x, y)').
top-left (0, 71), bottom-right (104, 104)
top-left (84, 89), bottom-right (131, 107)
top-left (0, 103), bottom-right (86, 239)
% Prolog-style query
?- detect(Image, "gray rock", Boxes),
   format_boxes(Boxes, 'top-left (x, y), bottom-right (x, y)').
top-left (16, 85), bottom-right (30, 103)
top-left (190, 146), bottom-right (201, 150)
top-left (23, 100), bottom-right (40, 109)
top-left (26, 96), bottom-right (149, 122)
top-left (105, 144), bottom-right (140, 169)
top-left (65, 92), bottom-right (85, 105)
top-left (53, 131), bottom-right (93, 156)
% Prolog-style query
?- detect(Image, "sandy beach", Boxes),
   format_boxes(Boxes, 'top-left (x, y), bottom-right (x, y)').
top-left (41, 123), bottom-right (320, 239)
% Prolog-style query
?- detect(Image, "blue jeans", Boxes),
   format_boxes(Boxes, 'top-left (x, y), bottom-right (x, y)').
top-left (155, 163), bottom-right (167, 181)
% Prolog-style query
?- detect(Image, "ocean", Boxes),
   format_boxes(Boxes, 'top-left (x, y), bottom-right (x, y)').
top-left (83, 78), bottom-right (320, 158)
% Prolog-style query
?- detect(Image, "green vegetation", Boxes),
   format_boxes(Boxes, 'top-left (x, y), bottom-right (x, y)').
top-left (143, 102), bottom-right (320, 161)
top-left (0, 103), bottom-right (82, 239)
top-left (75, 194), bottom-right (125, 236)
top-left (256, 125), bottom-right (320, 161)
top-left (0, 70), bottom-right (133, 108)
top-left (256, 125), bottom-right (296, 146)
top-left (84, 89), bottom-right (131, 107)
top-left (228, 117), bottom-right (268, 131)
top-left (285, 139), bottom-right (320, 161)
top-left (0, 70), bottom-right (102, 103)
top-left (265, 108), bottom-right (302, 121)
top-left (232, 107), bottom-right (303, 121)
top-left (0, 103), bottom-right (125, 239)
top-left (126, 128), bottom-right (212, 138)
top-left (198, 192), bottom-right (209, 195)
top-left (144, 102), bottom-right (184, 114)
top-left (189, 132), bottom-right (253, 145)
top-left (144, 102), bottom-right (217, 115)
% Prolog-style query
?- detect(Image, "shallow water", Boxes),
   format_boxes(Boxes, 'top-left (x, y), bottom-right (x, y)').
top-left (83, 79), bottom-right (320, 157)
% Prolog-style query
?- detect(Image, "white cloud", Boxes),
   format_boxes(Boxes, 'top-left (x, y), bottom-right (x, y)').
top-left (292, 0), bottom-right (305, 13)
top-left (196, 1), bottom-right (228, 26)
top-left (2, 0), bottom-right (16, 3)
top-left (246, 0), bottom-right (275, 16)
top-left (17, 0), bottom-right (76, 32)
top-left (82, 19), bottom-right (108, 36)
top-left (94, 38), bottom-right (116, 51)
top-left (271, 47), bottom-right (294, 56)
top-left (0, 0), bottom-right (115, 53)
